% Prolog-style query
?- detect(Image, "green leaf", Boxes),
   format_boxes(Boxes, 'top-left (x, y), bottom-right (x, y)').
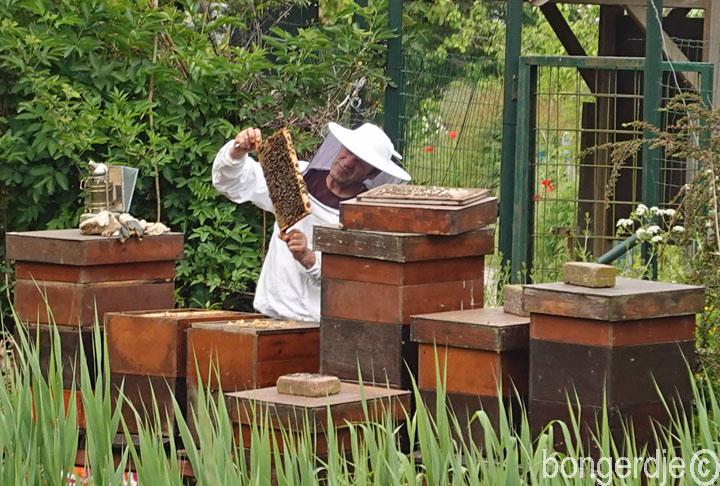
top-left (54, 170), bottom-right (68, 190)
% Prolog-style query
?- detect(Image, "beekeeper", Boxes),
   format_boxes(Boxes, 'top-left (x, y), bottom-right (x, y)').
top-left (212, 122), bottom-right (411, 322)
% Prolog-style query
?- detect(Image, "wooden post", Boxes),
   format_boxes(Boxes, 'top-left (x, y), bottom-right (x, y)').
top-left (704, 0), bottom-right (720, 105)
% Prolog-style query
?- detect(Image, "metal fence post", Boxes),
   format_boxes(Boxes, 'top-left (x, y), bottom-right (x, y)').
top-left (641, 0), bottom-right (663, 279)
top-left (499, 0), bottom-right (524, 274)
top-left (384, 0), bottom-right (403, 150)
top-left (511, 58), bottom-right (535, 283)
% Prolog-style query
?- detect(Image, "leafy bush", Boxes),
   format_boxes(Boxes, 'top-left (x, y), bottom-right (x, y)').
top-left (0, 0), bottom-right (393, 319)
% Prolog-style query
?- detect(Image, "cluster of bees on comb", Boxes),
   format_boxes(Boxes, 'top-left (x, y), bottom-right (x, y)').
top-left (256, 128), bottom-right (312, 230)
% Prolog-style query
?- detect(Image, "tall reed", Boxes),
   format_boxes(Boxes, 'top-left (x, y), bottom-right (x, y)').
top-left (1, 311), bottom-right (718, 485)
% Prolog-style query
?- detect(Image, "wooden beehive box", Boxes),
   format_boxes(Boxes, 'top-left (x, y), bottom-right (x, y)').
top-left (411, 307), bottom-right (530, 442)
top-left (6, 229), bottom-right (183, 327)
top-left (524, 278), bottom-right (704, 448)
top-left (106, 309), bottom-right (260, 378)
top-left (315, 225), bottom-right (494, 389)
top-left (106, 309), bottom-right (263, 436)
top-left (339, 185), bottom-right (497, 235)
top-left (314, 226), bottom-right (494, 262)
top-left (186, 318), bottom-right (320, 391)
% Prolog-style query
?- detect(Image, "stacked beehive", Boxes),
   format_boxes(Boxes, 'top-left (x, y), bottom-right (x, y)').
top-left (6, 229), bottom-right (184, 430)
top-left (105, 309), bottom-right (261, 435)
top-left (525, 262), bottom-right (704, 449)
top-left (315, 186), bottom-right (497, 387)
top-left (410, 305), bottom-right (530, 445)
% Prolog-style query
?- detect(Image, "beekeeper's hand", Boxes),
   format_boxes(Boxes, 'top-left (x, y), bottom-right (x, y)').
top-left (281, 229), bottom-right (316, 269)
top-left (230, 127), bottom-right (262, 160)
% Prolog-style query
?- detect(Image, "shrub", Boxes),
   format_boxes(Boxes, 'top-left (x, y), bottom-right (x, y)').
top-left (0, 0), bottom-right (393, 319)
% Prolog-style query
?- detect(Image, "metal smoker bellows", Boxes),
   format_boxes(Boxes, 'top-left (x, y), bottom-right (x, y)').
top-left (80, 161), bottom-right (138, 221)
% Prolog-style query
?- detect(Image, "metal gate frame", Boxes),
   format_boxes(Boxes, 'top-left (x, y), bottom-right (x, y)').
top-left (508, 55), bottom-right (714, 283)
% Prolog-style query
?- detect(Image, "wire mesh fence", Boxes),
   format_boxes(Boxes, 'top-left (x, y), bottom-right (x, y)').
top-left (397, 54), bottom-right (505, 191)
top-left (672, 36), bottom-right (720, 108)
top-left (519, 57), bottom-right (713, 283)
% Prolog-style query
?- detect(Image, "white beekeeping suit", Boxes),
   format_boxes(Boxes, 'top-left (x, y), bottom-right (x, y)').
top-left (212, 122), bottom-right (410, 321)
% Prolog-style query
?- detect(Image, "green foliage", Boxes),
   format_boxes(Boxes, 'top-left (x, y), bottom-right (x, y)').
top-left (0, 0), bottom-right (392, 319)
top-left (403, 0), bottom-right (506, 59)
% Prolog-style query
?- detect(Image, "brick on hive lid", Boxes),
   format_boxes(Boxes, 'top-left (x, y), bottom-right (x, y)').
top-left (503, 284), bottom-right (529, 317)
top-left (276, 373), bottom-right (341, 397)
top-left (562, 262), bottom-right (616, 288)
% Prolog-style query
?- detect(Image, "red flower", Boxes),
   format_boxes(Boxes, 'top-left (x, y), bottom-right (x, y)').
top-left (541, 178), bottom-right (552, 187)
top-left (548, 185), bottom-right (555, 192)
top-left (425, 146), bottom-right (434, 152)
top-left (448, 131), bottom-right (458, 138)
top-left (534, 194), bottom-right (541, 200)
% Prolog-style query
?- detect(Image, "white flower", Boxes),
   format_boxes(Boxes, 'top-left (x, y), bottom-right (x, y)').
top-left (650, 206), bottom-right (659, 214)
top-left (635, 204), bottom-right (648, 216)
top-left (616, 218), bottom-right (633, 228)
top-left (661, 209), bottom-right (676, 217)
top-left (672, 226), bottom-right (685, 233)
top-left (646, 225), bottom-right (661, 235)
top-left (651, 235), bottom-right (663, 244)
top-left (706, 221), bottom-right (713, 228)
top-left (636, 228), bottom-right (647, 237)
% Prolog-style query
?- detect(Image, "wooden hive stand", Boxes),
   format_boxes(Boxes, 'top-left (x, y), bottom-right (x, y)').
top-left (227, 382), bottom-right (410, 459)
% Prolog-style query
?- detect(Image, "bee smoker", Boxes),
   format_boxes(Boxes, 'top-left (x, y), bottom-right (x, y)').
top-left (79, 161), bottom-right (138, 222)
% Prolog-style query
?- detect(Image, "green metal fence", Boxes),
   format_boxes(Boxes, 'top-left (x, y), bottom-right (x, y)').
top-left (396, 54), bottom-right (505, 190)
top-left (510, 55), bottom-right (714, 283)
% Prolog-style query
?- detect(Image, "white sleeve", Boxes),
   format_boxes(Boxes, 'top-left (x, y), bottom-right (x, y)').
top-left (212, 140), bottom-right (274, 213)
top-left (305, 251), bottom-right (322, 284)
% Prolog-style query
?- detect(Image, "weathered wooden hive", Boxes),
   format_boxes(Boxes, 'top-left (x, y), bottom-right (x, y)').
top-left (316, 184), bottom-right (497, 388)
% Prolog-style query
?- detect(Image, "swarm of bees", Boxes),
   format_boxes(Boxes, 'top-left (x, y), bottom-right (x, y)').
top-left (256, 128), bottom-right (312, 231)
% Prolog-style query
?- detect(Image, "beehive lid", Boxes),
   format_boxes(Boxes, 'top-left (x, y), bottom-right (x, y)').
top-left (227, 382), bottom-right (410, 430)
top-left (5, 229), bottom-right (184, 265)
top-left (410, 307), bottom-right (530, 351)
top-left (523, 278), bottom-right (705, 321)
top-left (189, 318), bottom-right (318, 335)
top-left (357, 184), bottom-right (489, 206)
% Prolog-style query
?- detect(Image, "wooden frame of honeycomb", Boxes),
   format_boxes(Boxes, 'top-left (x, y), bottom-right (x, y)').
top-left (256, 128), bottom-right (312, 231)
